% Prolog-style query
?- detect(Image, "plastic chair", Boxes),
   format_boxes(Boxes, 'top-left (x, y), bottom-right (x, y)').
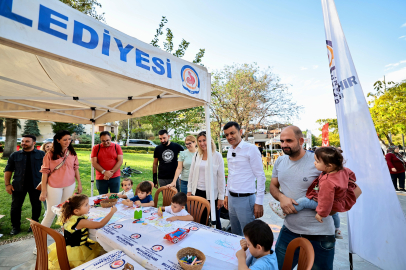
top-left (282, 238), bottom-right (315, 270)
top-left (153, 186), bottom-right (177, 208)
top-left (186, 196), bottom-right (211, 226)
top-left (27, 218), bottom-right (70, 270)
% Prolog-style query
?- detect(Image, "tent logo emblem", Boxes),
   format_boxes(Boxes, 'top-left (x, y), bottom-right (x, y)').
top-left (181, 65), bottom-right (200, 94)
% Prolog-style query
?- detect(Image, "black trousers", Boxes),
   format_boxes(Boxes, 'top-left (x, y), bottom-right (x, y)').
top-left (195, 189), bottom-right (222, 230)
top-left (390, 172), bottom-right (405, 189)
top-left (11, 186), bottom-right (42, 229)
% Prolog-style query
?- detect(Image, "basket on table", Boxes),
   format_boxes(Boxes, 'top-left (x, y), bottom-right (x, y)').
top-left (177, 247), bottom-right (206, 270)
top-left (100, 199), bottom-right (117, 208)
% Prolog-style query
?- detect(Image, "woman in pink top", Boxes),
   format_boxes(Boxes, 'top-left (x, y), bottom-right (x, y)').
top-left (39, 130), bottom-right (82, 228)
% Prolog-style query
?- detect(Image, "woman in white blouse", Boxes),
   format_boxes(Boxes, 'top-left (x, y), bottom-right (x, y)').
top-left (187, 131), bottom-right (225, 229)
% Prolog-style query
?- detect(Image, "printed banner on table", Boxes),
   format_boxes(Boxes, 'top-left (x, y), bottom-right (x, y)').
top-left (321, 0), bottom-right (406, 269)
top-left (71, 249), bottom-right (144, 270)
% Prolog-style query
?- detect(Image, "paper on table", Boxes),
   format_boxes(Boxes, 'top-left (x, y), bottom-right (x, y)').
top-left (179, 229), bottom-right (243, 266)
top-left (87, 209), bottom-right (126, 226)
top-left (143, 212), bottom-right (190, 233)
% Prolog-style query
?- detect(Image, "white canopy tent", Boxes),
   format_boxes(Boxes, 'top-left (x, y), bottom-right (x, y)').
top-left (0, 0), bottom-right (217, 225)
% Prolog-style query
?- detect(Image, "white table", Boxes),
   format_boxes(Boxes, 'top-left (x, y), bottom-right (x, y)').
top-left (54, 196), bottom-right (242, 270)
top-left (71, 249), bottom-right (145, 270)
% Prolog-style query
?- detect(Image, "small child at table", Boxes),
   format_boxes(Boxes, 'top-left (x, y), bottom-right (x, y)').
top-left (107, 178), bottom-right (134, 199)
top-left (236, 220), bottom-right (278, 270)
top-left (157, 192), bottom-right (194, 222)
top-left (48, 194), bottom-right (117, 269)
top-left (123, 181), bottom-right (154, 207)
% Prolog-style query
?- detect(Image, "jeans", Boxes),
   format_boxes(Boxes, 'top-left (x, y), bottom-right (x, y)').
top-left (96, 176), bottom-right (121, 195)
top-left (180, 179), bottom-right (188, 194)
top-left (295, 197), bottom-right (340, 229)
top-left (294, 197), bottom-right (318, 212)
top-left (276, 226), bottom-right (335, 270)
top-left (332, 213), bottom-right (340, 229)
top-left (11, 186), bottom-right (42, 229)
top-left (158, 178), bottom-right (180, 192)
top-left (195, 189), bottom-right (221, 229)
top-left (228, 194), bottom-right (256, 236)
top-left (390, 172), bottom-right (405, 189)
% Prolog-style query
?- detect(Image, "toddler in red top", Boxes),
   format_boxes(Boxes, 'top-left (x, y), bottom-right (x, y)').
top-left (270, 147), bottom-right (357, 239)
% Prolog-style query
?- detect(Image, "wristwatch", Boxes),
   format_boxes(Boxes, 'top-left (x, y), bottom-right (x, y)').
top-left (102, 170), bottom-right (106, 174)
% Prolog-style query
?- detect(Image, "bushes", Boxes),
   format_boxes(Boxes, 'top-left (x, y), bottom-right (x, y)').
top-left (73, 147), bottom-right (153, 154)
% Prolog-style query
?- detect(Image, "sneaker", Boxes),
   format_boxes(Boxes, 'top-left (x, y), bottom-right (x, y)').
top-left (269, 202), bottom-right (286, 219)
top-left (335, 229), bottom-right (343, 239)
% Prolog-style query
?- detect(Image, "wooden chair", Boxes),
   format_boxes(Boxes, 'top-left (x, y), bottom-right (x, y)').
top-left (153, 186), bottom-right (177, 208)
top-left (186, 196), bottom-right (211, 226)
top-left (282, 238), bottom-right (315, 270)
top-left (27, 218), bottom-right (70, 270)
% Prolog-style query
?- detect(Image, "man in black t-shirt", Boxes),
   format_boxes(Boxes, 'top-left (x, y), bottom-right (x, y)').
top-left (153, 130), bottom-right (184, 191)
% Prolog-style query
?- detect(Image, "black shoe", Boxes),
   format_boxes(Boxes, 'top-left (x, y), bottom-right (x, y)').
top-left (395, 188), bottom-right (400, 192)
top-left (27, 227), bottom-right (32, 233)
top-left (10, 228), bottom-right (21, 235)
top-left (399, 188), bottom-right (406, 192)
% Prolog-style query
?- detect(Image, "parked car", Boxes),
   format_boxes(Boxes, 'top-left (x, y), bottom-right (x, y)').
top-left (17, 138), bottom-right (22, 143)
top-left (222, 146), bottom-right (230, 152)
top-left (127, 139), bottom-right (157, 148)
top-left (43, 138), bottom-right (53, 143)
top-left (0, 136), bottom-right (5, 142)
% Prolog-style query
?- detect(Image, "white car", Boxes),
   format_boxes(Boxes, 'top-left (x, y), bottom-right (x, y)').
top-left (127, 139), bottom-right (157, 148)
top-left (222, 146), bottom-right (230, 152)
top-left (43, 138), bottom-right (53, 143)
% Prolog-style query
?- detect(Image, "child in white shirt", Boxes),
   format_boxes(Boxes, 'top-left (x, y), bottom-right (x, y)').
top-left (108, 178), bottom-right (134, 199)
top-left (157, 192), bottom-right (194, 222)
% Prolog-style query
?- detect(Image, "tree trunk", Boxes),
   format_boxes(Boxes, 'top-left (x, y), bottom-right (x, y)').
top-left (385, 134), bottom-right (393, 146)
top-left (378, 137), bottom-right (389, 148)
top-left (3, 118), bottom-right (17, 158)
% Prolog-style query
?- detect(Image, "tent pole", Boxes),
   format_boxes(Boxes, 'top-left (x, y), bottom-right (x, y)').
top-left (204, 73), bottom-right (216, 228)
top-left (91, 110), bottom-right (95, 197)
top-left (204, 103), bottom-right (216, 228)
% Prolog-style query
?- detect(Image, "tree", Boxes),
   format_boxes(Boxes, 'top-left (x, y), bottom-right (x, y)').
top-left (315, 118), bottom-right (340, 147)
top-left (210, 63), bottom-right (302, 145)
top-left (74, 124), bottom-right (85, 135)
top-left (135, 16), bottom-right (207, 138)
top-left (59, 0), bottom-right (105, 22)
top-left (23, 120), bottom-right (41, 137)
top-left (52, 122), bottom-right (76, 134)
top-left (3, 119), bottom-right (18, 158)
top-left (368, 80), bottom-right (406, 147)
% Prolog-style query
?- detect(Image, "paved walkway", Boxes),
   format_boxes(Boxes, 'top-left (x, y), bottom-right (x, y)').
top-left (1, 193), bottom-right (406, 269)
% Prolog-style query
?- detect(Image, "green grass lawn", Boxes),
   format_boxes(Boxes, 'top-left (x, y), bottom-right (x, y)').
top-left (0, 151), bottom-right (273, 243)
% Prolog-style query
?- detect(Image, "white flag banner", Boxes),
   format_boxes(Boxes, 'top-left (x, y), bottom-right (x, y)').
top-left (321, 0), bottom-right (406, 269)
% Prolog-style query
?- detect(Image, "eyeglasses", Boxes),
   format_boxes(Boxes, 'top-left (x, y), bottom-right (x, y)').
top-left (185, 142), bottom-right (194, 146)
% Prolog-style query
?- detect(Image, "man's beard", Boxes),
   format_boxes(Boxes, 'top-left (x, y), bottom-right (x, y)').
top-left (282, 144), bottom-right (301, 157)
top-left (161, 141), bottom-right (169, 146)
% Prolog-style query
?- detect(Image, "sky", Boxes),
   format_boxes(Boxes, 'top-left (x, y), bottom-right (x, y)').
top-left (96, 0), bottom-right (406, 136)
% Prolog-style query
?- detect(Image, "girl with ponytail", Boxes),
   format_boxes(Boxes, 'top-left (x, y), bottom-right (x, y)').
top-left (48, 194), bottom-right (117, 269)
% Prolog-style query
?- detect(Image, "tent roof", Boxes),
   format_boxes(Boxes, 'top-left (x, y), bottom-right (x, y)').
top-left (0, 0), bottom-right (209, 124)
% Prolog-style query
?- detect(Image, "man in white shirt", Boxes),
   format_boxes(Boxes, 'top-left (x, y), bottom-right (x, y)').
top-left (223, 122), bottom-right (266, 236)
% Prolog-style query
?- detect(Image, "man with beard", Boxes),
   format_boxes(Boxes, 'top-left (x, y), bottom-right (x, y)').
top-left (91, 131), bottom-right (124, 194)
top-left (270, 126), bottom-right (335, 270)
top-left (4, 135), bottom-right (45, 235)
top-left (153, 130), bottom-right (184, 191)
top-left (223, 122), bottom-right (266, 236)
